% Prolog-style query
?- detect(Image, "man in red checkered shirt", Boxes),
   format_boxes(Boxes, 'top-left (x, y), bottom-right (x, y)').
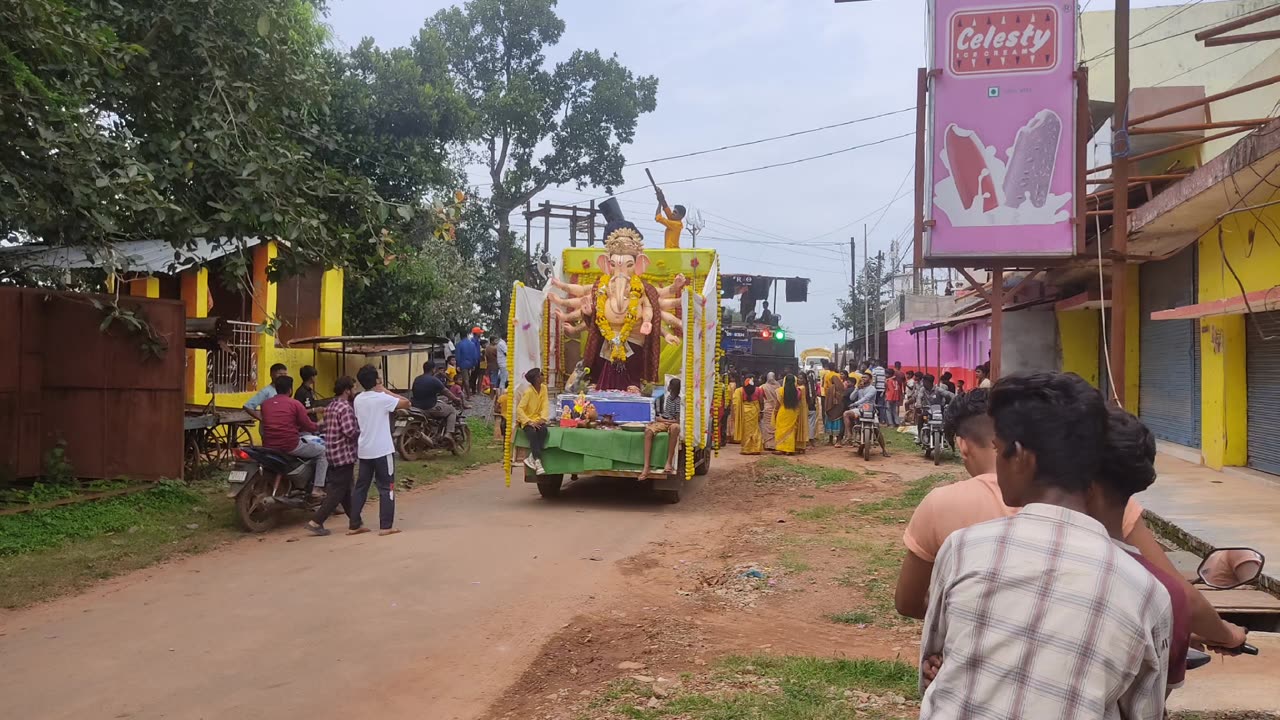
top-left (307, 376), bottom-right (359, 536)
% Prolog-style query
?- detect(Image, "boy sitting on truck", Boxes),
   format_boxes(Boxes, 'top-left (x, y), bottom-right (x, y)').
top-left (640, 378), bottom-right (682, 480)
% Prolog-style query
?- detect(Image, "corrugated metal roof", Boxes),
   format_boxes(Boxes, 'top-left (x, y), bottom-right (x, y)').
top-left (0, 237), bottom-right (264, 274)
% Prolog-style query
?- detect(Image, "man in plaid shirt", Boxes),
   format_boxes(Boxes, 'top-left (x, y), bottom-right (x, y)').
top-left (307, 376), bottom-right (359, 536)
top-left (920, 373), bottom-right (1171, 720)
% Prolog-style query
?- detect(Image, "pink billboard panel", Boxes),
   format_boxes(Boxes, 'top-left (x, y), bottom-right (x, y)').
top-left (926, 2), bottom-right (1077, 259)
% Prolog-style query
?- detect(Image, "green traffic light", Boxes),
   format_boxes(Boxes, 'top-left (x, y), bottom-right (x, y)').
top-left (773, 330), bottom-right (786, 341)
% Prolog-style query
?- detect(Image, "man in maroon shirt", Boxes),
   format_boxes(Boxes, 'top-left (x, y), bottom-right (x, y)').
top-left (259, 375), bottom-right (328, 492)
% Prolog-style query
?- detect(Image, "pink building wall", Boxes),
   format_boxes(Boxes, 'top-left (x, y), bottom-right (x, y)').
top-left (887, 319), bottom-right (990, 390)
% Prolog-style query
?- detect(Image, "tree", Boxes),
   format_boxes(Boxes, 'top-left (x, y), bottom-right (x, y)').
top-left (832, 252), bottom-right (895, 355)
top-left (1, 0), bottom-right (409, 281)
top-left (416, 0), bottom-right (659, 323)
top-left (343, 213), bottom-right (476, 336)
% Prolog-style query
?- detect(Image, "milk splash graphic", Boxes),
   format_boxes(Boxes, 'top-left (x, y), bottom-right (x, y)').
top-left (933, 109), bottom-right (1070, 228)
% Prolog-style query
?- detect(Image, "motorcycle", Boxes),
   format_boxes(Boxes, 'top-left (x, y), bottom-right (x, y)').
top-left (920, 403), bottom-right (947, 465)
top-left (393, 406), bottom-right (473, 461)
top-left (227, 445), bottom-right (322, 532)
top-left (1187, 547), bottom-right (1264, 668)
top-left (856, 402), bottom-right (881, 461)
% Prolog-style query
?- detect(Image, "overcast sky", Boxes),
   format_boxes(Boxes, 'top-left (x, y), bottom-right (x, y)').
top-left (324, 0), bottom-right (1227, 350)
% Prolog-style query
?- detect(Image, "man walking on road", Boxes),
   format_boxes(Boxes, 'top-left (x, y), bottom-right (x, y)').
top-left (307, 376), bottom-right (358, 536)
top-left (350, 365), bottom-right (410, 536)
top-left (456, 327), bottom-right (483, 397)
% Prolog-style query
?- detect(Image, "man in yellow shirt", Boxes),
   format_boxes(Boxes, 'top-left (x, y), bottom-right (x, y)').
top-left (654, 194), bottom-right (687, 249)
top-left (517, 367), bottom-right (550, 474)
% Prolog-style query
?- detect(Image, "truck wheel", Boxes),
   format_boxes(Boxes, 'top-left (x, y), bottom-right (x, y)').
top-left (693, 446), bottom-right (711, 476)
top-left (537, 475), bottom-right (564, 499)
top-left (655, 488), bottom-right (680, 504)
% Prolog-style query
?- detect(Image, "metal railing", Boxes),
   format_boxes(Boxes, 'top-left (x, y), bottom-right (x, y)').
top-left (206, 320), bottom-right (260, 395)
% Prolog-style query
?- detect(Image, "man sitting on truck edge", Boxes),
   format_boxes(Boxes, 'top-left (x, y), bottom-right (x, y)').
top-left (640, 378), bottom-right (683, 480)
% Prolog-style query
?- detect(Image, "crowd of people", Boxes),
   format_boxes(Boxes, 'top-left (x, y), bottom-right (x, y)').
top-left (717, 358), bottom-right (999, 455)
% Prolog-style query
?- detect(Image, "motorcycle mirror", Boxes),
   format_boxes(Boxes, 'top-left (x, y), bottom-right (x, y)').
top-left (1197, 548), bottom-right (1265, 589)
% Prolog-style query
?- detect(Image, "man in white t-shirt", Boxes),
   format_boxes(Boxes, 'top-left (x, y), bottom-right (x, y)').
top-left (349, 364), bottom-right (410, 536)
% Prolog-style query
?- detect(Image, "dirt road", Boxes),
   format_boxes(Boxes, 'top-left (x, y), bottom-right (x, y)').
top-left (0, 458), bottom-right (739, 720)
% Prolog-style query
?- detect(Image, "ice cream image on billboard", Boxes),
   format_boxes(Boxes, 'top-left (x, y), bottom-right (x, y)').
top-left (933, 109), bottom-right (1070, 227)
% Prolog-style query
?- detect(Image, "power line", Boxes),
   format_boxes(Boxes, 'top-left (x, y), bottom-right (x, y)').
top-left (625, 107), bottom-right (915, 167)
top-left (1155, 41), bottom-right (1258, 86)
top-left (1085, 3), bottom-right (1224, 64)
top-left (605, 132), bottom-right (915, 199)
top-left (800, 186), bottom-right (915, 243)
top-left (866, 163), bottom-right (914, 240)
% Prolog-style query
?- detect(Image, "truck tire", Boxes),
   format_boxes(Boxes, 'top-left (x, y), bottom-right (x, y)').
top-left (693, 446), bottom-right (711, 476)
top-left (537, 475), bottom-right (564, 499)
top-left (655, 488), bottom-right (680, 504)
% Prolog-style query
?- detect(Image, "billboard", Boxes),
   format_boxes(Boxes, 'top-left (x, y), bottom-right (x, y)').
top-left (925, 2), bottom-right (1078, 260)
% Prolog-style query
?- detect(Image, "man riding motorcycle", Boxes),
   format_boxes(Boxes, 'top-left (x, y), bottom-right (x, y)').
top-left (411, 361), bottom-right (458, 446)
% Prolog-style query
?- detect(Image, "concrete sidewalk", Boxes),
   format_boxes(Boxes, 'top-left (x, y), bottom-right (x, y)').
top-left (1138, 449), bottom-right (1280, 591)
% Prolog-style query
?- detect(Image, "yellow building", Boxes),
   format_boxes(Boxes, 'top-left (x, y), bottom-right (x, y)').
top-left (8, 237), bottom-right (346, 411)
top-left (1052, 2), bottom-right (1280, 474)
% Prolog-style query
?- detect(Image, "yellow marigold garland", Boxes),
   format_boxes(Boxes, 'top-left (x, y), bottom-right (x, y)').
top-left (594, 274), bottom-right (643, 363)
top-left (712, 262), bottom-right (723, 456)
top-left (686, 283), bottom-right (696, 479)
top-left (503, 283), bottom-right (521, 487)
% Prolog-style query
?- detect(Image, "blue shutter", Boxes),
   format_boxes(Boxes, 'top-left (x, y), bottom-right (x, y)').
top-left (1139, 248), bottom-right (1201, 448)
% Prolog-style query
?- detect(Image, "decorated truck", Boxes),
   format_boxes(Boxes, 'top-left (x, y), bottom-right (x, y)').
top-left (500, 198), bottom-right (722, 503)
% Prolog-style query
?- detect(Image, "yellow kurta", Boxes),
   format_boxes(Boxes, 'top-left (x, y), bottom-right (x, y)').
top-left (735, 387), bottom-right (763, 455)
top-left (774, 387), bottom-right (806, 454)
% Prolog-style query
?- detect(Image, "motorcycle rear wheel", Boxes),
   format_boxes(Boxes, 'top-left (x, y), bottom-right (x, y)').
top-left (933, 433), bottom-right (943, 466)
top-left (235, 475), bottom-right (279, 533)
top-left (396, 431), bottom-right (426, 462)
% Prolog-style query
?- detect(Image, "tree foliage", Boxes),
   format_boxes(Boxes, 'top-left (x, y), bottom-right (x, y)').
top-left (833, 253), bottom-right (895, 344)
top-left (416, 0), bottom-right (659, 322)
top-left (343, 213), bottom-right (476, 336)
top-left (0, 0), bottom-right (424, 279)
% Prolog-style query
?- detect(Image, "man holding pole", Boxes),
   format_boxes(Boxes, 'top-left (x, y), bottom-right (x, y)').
top-left (647, 168), bottom-right (686, 249)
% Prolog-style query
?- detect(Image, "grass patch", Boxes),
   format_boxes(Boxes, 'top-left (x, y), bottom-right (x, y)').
top-left (834, 540), bottom-right (909, 625)
top-left (829, 610), bottom-right (874, 625)
top-left (0, 481), bottom-right (239, 608)
top-left (854, 473), bottom-right (954, 523)
top-left (0, 419), bottom-right (504, 609)
top-left (757, 457), bottom-right (861, 488)
top-left (778, 550), bottom-right (811, 574)
top-left (789, 504), bottom-right (843, 522)
top-left (607, 655), bottom-right (918, 719)
top-left (395, 418), bottom-right (502, 488)
top-left (882, 430), bottom-right (962, 465)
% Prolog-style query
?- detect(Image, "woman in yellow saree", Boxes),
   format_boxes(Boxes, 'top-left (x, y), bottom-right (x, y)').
top-left (726, 377), bottom-right (740, 444)
top-left (735, 376), bottom-right (764, 455)
top-left (774, 374), bottom-right (806, 455)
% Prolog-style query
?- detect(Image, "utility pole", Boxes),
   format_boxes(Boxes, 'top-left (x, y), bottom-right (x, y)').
top-left (863, 224), bottom-right (870, 361)
top-left (1109, 0), bottom-right (1131, 408)
top-left (875, 250), bottom-right (884, 361)
top-left (849, 234), bottom-right (856, 364)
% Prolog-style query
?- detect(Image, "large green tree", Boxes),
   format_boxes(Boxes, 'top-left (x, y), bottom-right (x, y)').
top-left (833, 252), bottom-right (895, 353)
top-left (0, 0), bottom-right (416, 282)
top-left (416, 0), bottom-right (659, 322)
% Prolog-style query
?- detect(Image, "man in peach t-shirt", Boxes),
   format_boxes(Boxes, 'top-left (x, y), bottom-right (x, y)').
top-left (892, 388), bottom-right (1246, 653)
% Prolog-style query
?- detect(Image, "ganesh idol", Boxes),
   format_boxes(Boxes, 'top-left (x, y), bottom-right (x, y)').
top-left (549, 198), bottom-right (688, 391)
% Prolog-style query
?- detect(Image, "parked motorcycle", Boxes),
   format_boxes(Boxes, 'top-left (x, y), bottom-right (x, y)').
top-left (393, 407), bottom-right (473, 461)
top-left (227, 446), bottom-right (321, 532)
top-left (856, 402), bottom-right (880, 462)
top-left (920, 403), bottom-right (947, 465)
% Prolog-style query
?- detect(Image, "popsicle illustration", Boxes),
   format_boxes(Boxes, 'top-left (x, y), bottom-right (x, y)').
top-left (1002, 110), bottom-right (1062, 209)
top-left (944, 124), bottom-right (998, 212)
